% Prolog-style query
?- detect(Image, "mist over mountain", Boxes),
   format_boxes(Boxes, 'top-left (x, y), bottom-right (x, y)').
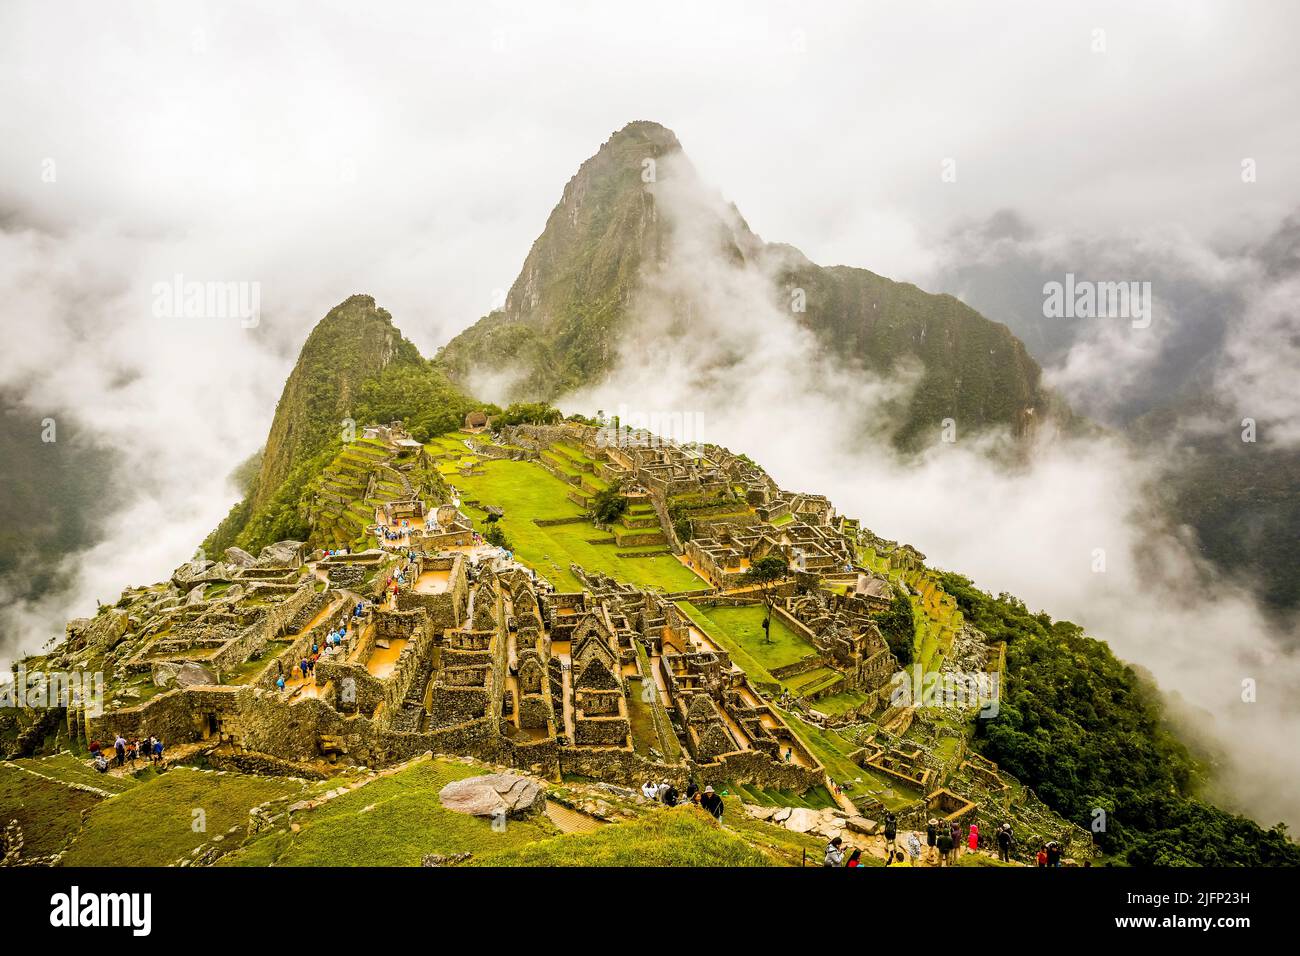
top-left (439, 122), bottom-right (1065, 452)
top-left (925, 209), bottom-right (1300, 610)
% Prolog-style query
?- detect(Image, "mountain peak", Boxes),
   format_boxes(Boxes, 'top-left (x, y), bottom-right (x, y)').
top-left (603, 120), bottom-right (682, 152)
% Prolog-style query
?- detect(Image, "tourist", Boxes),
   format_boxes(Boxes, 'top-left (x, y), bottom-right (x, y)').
top-left (641, 780), bottom-right (658, 800)
top-left (661, 782), bottom-right (678, 806)
top-left (948, 819), bottom-right (962, 860)
top-left (1046, 841), bottom-right (1062, 867)
top-left (93, 752), bottom-right (109, 774)
top-left (152, 738), bottom-right (164, 766)
top-left (883, 811), bottom-right (897, 852)
top-left (300, 658), bottom-right (310, 679)
top-left (845, 848), bottom-right (862, 868)
top-left (276, 674), bottom-right (287, 693)
top-left (926, 817), bottom-right (939, 862)
top-left (113, 733), bottom-right (127, 768)
top-left (700, 785), bottom-right (724, 821)
top-left (784, 747), bottom-right (792, 763)
top-left (996, 823), bottom-right (1014, 863)
top-left (967, 823), bottom-right (979, 854)
top-left (905, 831), bottom-right (922, 866)
top-left (1036, 844), bottom-right (1048, 867)
top-left (126, 738), bottom-right (138, 769)
top-left (823, 836), bottom-right (846, 868)
top-left (936, 821), bottom-right (954, 865)
top-left (685, 780), bottom-right (699, 803)
top-left (88, 739), bottom-right (102, 759)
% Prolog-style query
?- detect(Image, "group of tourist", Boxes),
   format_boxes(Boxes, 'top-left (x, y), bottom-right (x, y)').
top-left (1036, 840), bottom-right (1064, 867)
top-left (89, 734), bottom-right (163, 773)
top-left (859, 811), bottom-right (1019, 867)
top-left (377, 521), bottom-right (411, 543)
top-left (921, 816), bottom-right (982, 865)
top-left (276, 613), bottom-right (360, 693)
top-left (823, 836), bottom-right (864, 868)
top-left (640, 779), bottom-right (725, 820)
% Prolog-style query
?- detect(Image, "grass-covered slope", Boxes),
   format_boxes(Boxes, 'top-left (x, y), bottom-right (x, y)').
top-left (60, 766), bottom-right (305, 867)
top-left (476, 807), bottom-right (775, 867)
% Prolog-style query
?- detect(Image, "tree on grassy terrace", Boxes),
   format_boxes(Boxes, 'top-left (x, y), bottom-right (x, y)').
top-left (498, 402), bottom-right (562, 427)
top-left (483, 523), bottom-right (512, 551)
top-left (741, 554), bottom-right (790, 644)
top-left (872, 589), bottom-right (915, 666)
top-left (590, 482), bottom-right (628, 526)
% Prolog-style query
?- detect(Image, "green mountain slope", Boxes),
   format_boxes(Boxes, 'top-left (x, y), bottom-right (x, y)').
top-left (437, 121), bottom-right (1060, 448)
top-left (204, 294), bottom-right (476, 554)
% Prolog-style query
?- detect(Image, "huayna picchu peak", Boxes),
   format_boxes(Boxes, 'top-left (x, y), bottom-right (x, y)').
top-left (437, 122), bottom-right (1060, 450)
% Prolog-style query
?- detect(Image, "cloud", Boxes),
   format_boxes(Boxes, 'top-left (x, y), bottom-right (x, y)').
top-left (1213, 273), bottom-right (1300, 448)
top-left (565, 161), bottom-right (1300, 829)
top-left (2, 0), bottom-right (1299, 824)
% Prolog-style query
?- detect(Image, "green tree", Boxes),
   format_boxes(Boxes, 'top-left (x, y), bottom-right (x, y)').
top-left (741, 554), bottom-right (790, 644)
top-left (872, 589), bottom-right (915, 666)
top-left (590, 483), bottom-right (628, 526)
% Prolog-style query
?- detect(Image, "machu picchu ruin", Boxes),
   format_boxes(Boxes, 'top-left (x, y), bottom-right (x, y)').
top-left (3, 109), bottom-right (1297, 889)
top-left (1, 413), bottom-right (1112, 869)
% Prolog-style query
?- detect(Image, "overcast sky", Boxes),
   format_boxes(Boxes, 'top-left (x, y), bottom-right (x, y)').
top-left (3, 1), bottom-right (1300, 820)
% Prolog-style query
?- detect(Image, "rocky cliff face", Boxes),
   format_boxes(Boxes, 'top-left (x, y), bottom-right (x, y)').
top-left (438, 121), bottom-right (680, 399)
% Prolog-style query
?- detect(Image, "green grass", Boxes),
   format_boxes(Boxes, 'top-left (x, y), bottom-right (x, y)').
top-left (475, 806), bottom-right (777, 866)
top-left (12, 752), bottom-right (140, 795)
top-left (727, 781), bottom-right (837, 810)
top-left (220, 758), bottom-right (556, 867)
top-left (786, 667), bottom-right (842, 697)
top-left (625, 678), bottom-right (661, 757)
top-left (61, 767), bottom-right (305, 866)
top-left (779, 710), bottom-right (920, 810)
top-left (676, 602), bottom-right (821, 695)
top-left (812, 689), bottom-right (873, 716)
top-left (451, 458), bottom-right (705, 593)
top-left (0, 763), bottom-right (104, 858)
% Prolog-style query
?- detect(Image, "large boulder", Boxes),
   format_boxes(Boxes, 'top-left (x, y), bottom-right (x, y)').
top-left (153, 662), bottom-right (183, 688)
top-left (64, 610), bottom-right (129, 655)
top-left (175, 662), bottom-right (218, 688)
top-left (224, 546), bottom-right (257, 568)
top-left (256, 540), bottom-right (305, 568)
top-left (171, 560), bottom-right (231, 592)
top-left (438, 773), bottom-right (546, 819)
top-left (782, 807), bottom-right (823, 834)
top-left (845, 816), bottom-right (879, 836)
